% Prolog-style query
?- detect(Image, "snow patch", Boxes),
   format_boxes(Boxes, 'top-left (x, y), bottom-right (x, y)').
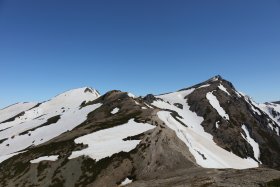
top-left (218, 84), bottom-right (230, 96)
top-left (144, 103), bottom-right (153, 109)
top-left (30, 155), bottom-right (59, 163)
top-left (241, 125), bottom-right (261, 162)
top-left (69, 119), bottom-right (155, 161)
top-left (206, 92), bottom-right (229, 120)
top-left (120, 178), bottom-right (133, 186)
top-left (111, 108), bottom-right (119, 114)
top-left (216, 121), bottom-right (220, 128)
top-left (128, 93), bottom-right (136, 98)
top-left (198, 84), bottom-right (210, 89)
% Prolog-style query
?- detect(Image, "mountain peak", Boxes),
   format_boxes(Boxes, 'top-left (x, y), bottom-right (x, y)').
top-left (179, 75), bottom-right (235, 91)
top-left (56, 87), bottom-right (100, 98)
top-left (209, 75), bottom-right (223, 82)
top-left (205, 75), bottom-right (236, 90)
top-left (49, 87), bottom-right (100, 108)
top-left (83, 87), bottom-right (100, 96)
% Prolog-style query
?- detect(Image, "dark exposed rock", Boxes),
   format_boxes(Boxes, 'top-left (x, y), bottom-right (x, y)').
top-left (174, 103), bottom-right (183, 109)
top-left (84, 87), bottom-right (93, 93)
top-left (143, 94), bottom-right (157, 103)
top-left (0, 112), bottom-right (25, 124)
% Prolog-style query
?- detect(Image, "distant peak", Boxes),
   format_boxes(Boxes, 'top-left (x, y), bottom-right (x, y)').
top-left (81, 87), bottom-right (101, 97)
top-left (83, 87), bottom-right (98, 94)
top-left (83, 87), bottom-right (101, 97)
top-left (55, 87), bottom-right (101, 99)
top-left (84, 87), bottom-right (93, 93)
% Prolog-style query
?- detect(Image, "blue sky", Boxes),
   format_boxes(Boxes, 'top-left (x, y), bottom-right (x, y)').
top-left (0, 0), bottom-right (280, 108)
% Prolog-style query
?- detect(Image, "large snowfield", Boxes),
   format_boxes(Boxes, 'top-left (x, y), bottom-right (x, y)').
top-left (69, 119), bottom-right (155, 161)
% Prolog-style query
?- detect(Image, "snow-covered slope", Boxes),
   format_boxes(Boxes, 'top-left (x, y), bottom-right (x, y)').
top-left (0, 102), bottom-right (38, 123)
top-left (152, 88), bottom-right (258, 169)
top-left (0, 87), bottom-right (101, 162)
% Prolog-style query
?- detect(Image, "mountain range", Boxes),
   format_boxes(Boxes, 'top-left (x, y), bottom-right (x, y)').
top-left (0, 75), bottom-right (279, 187)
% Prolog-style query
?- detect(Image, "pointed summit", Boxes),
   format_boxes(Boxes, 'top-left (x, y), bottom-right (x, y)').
top-left (204, 75), bottom-right (235, 90)
top-left (208, 75), bottom-right (223, 82)
top-left (180, 75), bottom-right (235, 91)
top-left (55, 87), bottom-right (100, 100)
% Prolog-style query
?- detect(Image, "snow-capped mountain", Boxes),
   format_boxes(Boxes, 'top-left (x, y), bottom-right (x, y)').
top-left (0, 87), bottom-right (100, 161)
top-left (0, 77), bottom-right (280, 187)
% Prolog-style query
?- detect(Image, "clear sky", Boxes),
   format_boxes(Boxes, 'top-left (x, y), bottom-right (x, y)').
top-left (0, 0), bottom-right (280, 108)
